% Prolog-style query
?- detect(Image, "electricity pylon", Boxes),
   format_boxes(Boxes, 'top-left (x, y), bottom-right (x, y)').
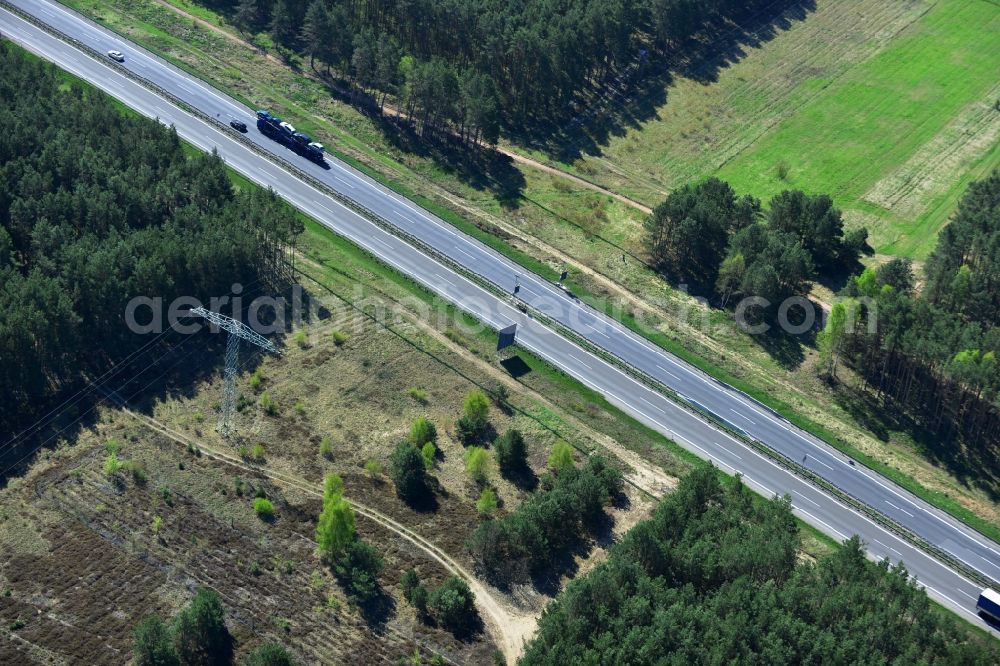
top-left (189, 307), bottom-right (280, 438)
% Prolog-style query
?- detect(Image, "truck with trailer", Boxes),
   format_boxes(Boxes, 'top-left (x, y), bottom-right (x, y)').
top-left (977, 588), bottom-right (1000, 623)
top-left (256, 110), bottom-right (325, 164)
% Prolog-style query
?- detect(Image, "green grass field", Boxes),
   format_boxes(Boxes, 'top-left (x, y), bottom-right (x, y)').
top-left (565, 0), bottom-right (1000, 260)
top-left (717, 0), bottom-right (1000, 257)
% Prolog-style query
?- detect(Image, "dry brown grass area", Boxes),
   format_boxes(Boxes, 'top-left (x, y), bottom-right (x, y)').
top-left (162, 311), bottom-right (574, 533)
top-left (0, 428), bottom-right (500, 665)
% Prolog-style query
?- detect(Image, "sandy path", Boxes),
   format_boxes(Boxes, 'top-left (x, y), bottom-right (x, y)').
top-left (112, 401), bottom-right (533, 664)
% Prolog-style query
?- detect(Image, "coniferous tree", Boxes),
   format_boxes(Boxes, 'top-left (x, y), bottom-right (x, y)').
top-left (373, 35), bottom-right (401, 111)
top-left (242, 643), bottom-right (296, 666)
top-left (234, 0), bottom-right (265, 33)
top-left (269, 0), bottom-right (297, 47)
top-left (520, 465), bottom-right (996, 664)
top-left (172, 589), bottom-right (231, 666)
top-left (325, 3), bottom-right (354, 72)
top-left (494, 429), bottom-right (528, 475)
top-left (831, 171), bottom-right (1000, 452)
top-left (390, 442), bottom-right (428, 502)
top-left (301, 0), bottom-right (331, 70)
top-left (767, 190), bottom-right (862, 270)
top-left (132, 616), bottom-right (178, 666)
top-left (351, 30), bottom-right (378, 94)
top-left (645, 178), bottom-right (759, 292)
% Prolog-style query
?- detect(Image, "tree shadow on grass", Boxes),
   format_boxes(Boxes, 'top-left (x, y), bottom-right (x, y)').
top-left (529, 545), bottom-right (584, 598)
top-left (502, 465), bottom-right (539, 493)
top-left (306, 68), bottom-right (529, 205)
top-left (816, 240), bottom-right (874, 295)
top-left (528, 515), bottom-right (618, 596)
top-left (1, 331), bottom-right (229, 487)
top-left (424, 608), bottom-right (487, 644)
top-left (371, 114), bottom-right (527, 207)
top-left (587, 508), bottom-right (619, 552)
top-left (747, 325), bottom-right (809, 371)
top-left (193, 0), bottom-right (815, 205)
top-left (827, 381), bottom-right (891, 443)
top-left (511, 0), bottom-right (818, 164)
top-left (816, 266), bottom-right (854, 297)
top-left (609, 488), bottom-right (632, 513)
top-left (414, 614), bottom-right (483, 654)
top-left (354, 586), bottom-right (396, 632)
top-left (398, 484), bottom-right (440, 514)
top-left (458, 423), bottom-right (498, 449)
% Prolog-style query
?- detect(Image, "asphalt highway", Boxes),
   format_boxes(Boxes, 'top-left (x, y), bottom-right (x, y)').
top-left (3, 0), bottom-right (998, 633)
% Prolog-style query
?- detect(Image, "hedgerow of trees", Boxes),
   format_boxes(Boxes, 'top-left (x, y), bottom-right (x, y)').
top-left (227, 0), bottom-right (798, 140)
top-left (520, 465), bottom-right (999, 665)
top-left (0, 43), bottom-right (301, 451)
top-left (819, 170), bottom-right (1000, 455)
top-left (466, 456), bottom-right (622, 584)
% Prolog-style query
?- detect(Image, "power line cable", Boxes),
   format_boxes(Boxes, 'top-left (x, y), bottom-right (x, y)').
top-left (0, 280), bottom-right (277, 470)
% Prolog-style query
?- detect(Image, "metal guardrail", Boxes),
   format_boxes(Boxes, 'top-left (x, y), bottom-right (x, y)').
top-left (5, 0), bottom-right (996, 593)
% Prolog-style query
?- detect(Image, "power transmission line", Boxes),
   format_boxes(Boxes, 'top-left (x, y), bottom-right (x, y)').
top-left (0, 332), bottom-right (199, 479)
top-left (1, 280), bottom-right (275, 474)
top-left (187, 307), bottom-right (280, 438)
top-left (2, 279), bottom-right (272, 454)
top-left (2, 326), bottom-right (178, 451)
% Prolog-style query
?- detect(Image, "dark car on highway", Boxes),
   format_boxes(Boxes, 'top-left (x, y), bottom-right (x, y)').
top-left (229, 119), bottom-right (248, 132)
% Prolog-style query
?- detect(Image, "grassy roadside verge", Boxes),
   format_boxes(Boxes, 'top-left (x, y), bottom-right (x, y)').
top-left (222, 192), bottom-right (987, 638)
top-left (226, 157), bottom-right (843, 564)
top-left (43, 0), bottom-right (1000, 544)
top-left (299, 204), bottom-right (848, 565)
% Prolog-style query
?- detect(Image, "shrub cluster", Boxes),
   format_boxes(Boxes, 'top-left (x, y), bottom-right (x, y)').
top-left (132, 588), bottom-right (232, 666)
top-left (389, 442), bottom-right (428, 503)
top-left (315, 473), bottom-right (382, 602)
top-left (466, 456), bottom-right (622, 583)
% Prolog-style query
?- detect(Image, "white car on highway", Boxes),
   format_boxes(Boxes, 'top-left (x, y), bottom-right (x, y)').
top-left (106, 50), bottom-right (124, 62)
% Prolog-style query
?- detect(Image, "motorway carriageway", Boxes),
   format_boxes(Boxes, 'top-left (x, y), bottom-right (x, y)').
top-left (2, 0), bottom-right (998, 634)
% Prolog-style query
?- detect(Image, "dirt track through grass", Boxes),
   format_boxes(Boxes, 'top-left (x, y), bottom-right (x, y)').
top-left (117, 404), bottom-right (533, 664)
